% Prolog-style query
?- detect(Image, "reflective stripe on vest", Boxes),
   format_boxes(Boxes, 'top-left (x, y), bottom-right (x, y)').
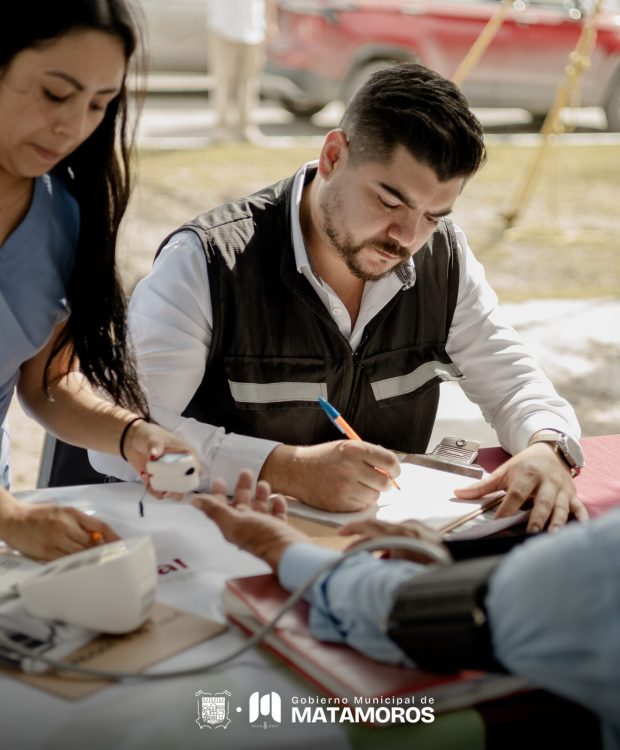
top-left (229, 379), bottom-right (328, 404)
top-left (371, 361), bottom-right (464, 401)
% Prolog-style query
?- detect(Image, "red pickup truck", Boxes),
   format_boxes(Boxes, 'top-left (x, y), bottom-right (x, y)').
top-left (266, 0), bottom-right (620, 128)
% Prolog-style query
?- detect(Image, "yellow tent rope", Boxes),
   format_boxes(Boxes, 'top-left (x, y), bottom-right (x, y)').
top-left (452, 0), bottom-right (513, 87)
top-left (503, 0), bottom-right (604, 229)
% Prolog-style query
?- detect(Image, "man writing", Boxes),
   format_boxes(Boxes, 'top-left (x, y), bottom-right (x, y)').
top-left (92, 63), bottom-right (585, 531)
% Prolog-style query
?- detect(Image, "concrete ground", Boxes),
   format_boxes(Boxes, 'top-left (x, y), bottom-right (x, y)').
top-left (429, 297), bottom-right (620, 450)
top-left (135, 91), bottom-right (620, 150)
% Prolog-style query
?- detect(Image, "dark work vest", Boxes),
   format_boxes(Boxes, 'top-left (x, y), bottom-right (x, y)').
top-left (156, 172), bottom-right (462, 454)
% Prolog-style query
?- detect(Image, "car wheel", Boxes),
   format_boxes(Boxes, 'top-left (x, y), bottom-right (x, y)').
top-left (343, 59), bottom-right (408, 104)
top-left (279, 97), bottom-right (326, 119)
top-left (529, 112), bottom-right (547, 131)
top-left (604, 76), bottom-right (620, 131)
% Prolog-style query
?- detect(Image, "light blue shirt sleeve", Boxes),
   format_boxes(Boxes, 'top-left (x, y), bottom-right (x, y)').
top-left (278, 514), bottom-right (620, 749)
top-left (486, 510), bottom-right (620, 748)
top-left (278, 543), bottom-right (421, 664)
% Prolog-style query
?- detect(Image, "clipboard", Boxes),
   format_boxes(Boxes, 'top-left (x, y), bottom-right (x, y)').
top-left (403, 436), bottom-right (484, 479)
top-left (403, 437), bottom-right (502, 534)
top-left (285, 437), bottom-right (507, 535)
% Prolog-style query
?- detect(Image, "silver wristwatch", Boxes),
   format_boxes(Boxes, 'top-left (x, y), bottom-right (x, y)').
top-left (528, 430), bottom-right (584, 477)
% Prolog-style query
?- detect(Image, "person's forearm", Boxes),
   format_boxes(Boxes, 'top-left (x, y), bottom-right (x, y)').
top-left (259, 444), bottom-right (299, 494)
top-left (89, 402), bottom-right (279, 489)
top-left (0, 485), bottom-right (22, 530)
top-left (153, 405), bottom-right (278, 491)
top-left (0, 482), bottom-right (120, 560)
top-left (279, 544), bottom-right (418, 664)
top-left (16, 320), bottom-right (143, 458)
top-left (18, 370), bottom-right (137, 455)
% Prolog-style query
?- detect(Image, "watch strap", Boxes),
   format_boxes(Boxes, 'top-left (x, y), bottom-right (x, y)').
top-left (528, 430), bottom-right (582, 477)
top-left (528, 429), bottom-right (565, 444)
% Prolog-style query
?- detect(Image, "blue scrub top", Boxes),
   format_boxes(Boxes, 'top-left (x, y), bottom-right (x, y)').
top-left (0, 173), bottom-right (79, 487)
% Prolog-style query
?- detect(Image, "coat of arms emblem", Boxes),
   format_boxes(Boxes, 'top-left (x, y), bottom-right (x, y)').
top-left (195, 690), bottom-right (232, 729)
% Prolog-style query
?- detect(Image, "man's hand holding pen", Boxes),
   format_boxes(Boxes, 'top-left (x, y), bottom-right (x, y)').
top-left (259, 440), bottom-right (401, 512)
top-left (317, 397), bottom-right (401, 491)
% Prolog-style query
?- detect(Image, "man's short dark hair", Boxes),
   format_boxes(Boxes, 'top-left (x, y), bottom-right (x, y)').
top-left (340, 62), bottom-right (486, 181)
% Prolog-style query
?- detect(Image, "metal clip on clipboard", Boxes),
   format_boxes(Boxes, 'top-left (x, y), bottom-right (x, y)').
top-left (405, 438), bottom-right (511, 536)
top-left (405, 437), bottom-right (484, 479)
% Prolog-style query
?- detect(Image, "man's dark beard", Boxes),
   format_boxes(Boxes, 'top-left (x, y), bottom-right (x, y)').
top-left (323, 210), bottom-right (410, 281)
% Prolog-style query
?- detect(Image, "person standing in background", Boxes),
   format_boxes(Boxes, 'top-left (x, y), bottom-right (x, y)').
top-left (207, 0), bottom-right (276, 142)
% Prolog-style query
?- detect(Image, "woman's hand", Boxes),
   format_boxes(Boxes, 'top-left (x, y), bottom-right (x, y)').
top-left (0, 495), bottom-right (119, 561)
top-left (122, 419), bottom-right (200, 500)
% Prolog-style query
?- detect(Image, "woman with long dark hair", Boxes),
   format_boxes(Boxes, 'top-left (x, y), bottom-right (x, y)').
top-left (0, 0), bottom-right (194, 560)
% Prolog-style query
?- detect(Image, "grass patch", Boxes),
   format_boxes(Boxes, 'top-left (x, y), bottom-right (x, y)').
top-left (119, 141), bottom-right (620, 302)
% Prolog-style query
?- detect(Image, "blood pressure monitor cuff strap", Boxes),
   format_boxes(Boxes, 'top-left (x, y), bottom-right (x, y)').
top-left (386, 555), bottom-right (508, 674)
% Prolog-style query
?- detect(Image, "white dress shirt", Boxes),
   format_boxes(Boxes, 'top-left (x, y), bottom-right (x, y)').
top-left (90, 165), bottom-right (579, 488)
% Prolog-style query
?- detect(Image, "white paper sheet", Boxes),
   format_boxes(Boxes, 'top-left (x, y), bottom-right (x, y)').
top-left (287, 462), bottom-right (502, 532)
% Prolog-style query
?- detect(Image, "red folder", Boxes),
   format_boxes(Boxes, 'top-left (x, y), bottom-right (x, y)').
top-left (223, 573), bottom-right (528, 714)
top-left (478, 434), bottom-right (620, 518)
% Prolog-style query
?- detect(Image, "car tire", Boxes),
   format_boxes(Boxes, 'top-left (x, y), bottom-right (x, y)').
top-left (604, 76), bottom-right (620, 131)
top-left (279, 97), bottom-right (326, 119)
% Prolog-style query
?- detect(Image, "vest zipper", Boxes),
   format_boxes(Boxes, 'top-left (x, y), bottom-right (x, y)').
top-left (345, 348), bottom-right (365, 428)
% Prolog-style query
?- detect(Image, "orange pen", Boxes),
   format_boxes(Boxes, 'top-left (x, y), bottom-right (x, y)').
top-left (318, 396), bottom-right (401, 490)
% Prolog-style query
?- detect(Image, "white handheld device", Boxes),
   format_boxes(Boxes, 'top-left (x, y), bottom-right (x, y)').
top-left (16, 536), bottom-right (157, 634)
top-left (146, 452), bottom-right (199, 493)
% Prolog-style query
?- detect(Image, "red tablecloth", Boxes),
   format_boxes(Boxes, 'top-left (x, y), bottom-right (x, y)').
top-left (478, 434), bottom-right (620, 518)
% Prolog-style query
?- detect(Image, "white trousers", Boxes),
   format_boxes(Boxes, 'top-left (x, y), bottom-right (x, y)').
top-left (208, 31), bottom-right (265, 131)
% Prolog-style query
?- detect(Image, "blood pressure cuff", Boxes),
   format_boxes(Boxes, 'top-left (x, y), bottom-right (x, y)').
top-left (386, 555), bottom-right (508, 674)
